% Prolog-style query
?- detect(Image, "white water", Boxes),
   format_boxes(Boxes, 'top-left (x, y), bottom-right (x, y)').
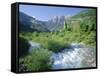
top-left (28, 41), bottom-right (40, 53)
top-left (28, 41), bottom-right (96, 69)
top-left (51, 43), bottom-right (96, 69)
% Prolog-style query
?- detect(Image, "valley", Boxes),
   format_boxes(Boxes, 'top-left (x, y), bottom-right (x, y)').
top-left (18, 9), bottom-right (96, 72)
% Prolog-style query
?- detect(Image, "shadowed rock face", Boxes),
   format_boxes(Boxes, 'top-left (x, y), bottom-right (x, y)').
top-left (51, 43), bottom-right (96, 69)
top-left (19, 12), bottom-right (50, 32)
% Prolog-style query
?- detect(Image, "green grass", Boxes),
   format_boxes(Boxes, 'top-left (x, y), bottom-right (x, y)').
top-left (19, 29), bottom-right (96, 53)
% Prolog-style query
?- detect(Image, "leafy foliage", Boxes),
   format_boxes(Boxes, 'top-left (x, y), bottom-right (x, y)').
top-left (19, 48), bottom-right (53, 72)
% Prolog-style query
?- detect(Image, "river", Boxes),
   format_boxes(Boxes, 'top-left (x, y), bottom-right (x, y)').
top-left (29, 41), bottom-right (96, 69)
top-left (51, 43), bottom-right (96, 69)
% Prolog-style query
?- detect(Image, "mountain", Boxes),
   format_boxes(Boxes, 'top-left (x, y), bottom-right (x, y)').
top-left (70, 9), bottom-right (96, 31)
top-left (46, 16), bottom-right (68, 31)
top-left (19, 9), bottom-right (96, 32)
top-left (19, 12), bottom-right (69, 32)
top-left (72, 9), bottom-right (96, 18)
top-left (19, 12), bottom-right (50, 32)
top-left (45, 9), bottom-right (96, 32)
top-left (71, 9), bottom-right (96, 24)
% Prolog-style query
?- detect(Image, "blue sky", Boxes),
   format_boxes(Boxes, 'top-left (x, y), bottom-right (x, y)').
top-left (19, 4), bottom-right (88, 21)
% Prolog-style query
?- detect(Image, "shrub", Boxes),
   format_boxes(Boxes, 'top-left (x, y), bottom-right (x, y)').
top-left (19, 48), bottom-right (53, 72)
top-left (45, 39), bottom-right (67, 52)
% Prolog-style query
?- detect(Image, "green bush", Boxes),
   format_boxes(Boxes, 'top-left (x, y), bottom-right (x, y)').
top-left (19, 48), bottom-right (53, 72)
top-left (44, 39), bottom-right (67, 52)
